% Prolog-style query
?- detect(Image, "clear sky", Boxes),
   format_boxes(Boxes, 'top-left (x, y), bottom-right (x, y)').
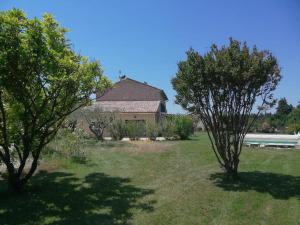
top-left (1, 0), bottom-right (300, 113)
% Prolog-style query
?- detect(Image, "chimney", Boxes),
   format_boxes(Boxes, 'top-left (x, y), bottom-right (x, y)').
top-left (119, 75), bottom-right (126, 80)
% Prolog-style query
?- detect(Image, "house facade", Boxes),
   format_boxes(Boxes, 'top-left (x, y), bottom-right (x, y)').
top-left (95, 76), bottom-right (168, 125)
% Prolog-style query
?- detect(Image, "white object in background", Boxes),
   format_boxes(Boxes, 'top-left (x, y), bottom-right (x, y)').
top-left (139, 137), bottom-right (149, 141)
top-left (104, 137), bottom-right (112, 141)
top-left (121, 137), bottom-right (130, 141)
top-left (156, 137), bottom-right (166, 141)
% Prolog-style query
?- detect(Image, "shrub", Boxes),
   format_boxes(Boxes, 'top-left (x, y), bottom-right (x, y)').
top-left (173, 115), bottom-right (194, 140)
top-left (160, 119), bottom-right (177, 138)
top-left (49, 128), bottom-right (87, 161)
top-left (109, 120), bottom-right (128, 140)
top-left (287, 124), bottom-right (300, 134)
top-left (126, 122), bottom-right (146, 140)
top-left (146, 123), bottom-right (160, 140)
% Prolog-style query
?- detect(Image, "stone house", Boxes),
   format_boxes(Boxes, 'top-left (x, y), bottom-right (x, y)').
top-left (95, 76), bottom-right (168, 126)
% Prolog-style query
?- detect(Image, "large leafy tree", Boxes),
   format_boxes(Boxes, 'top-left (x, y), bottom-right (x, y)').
top-left (0, 9), bottom-right (102, 192)
top-left (172, 38), bottom-right (281, 178)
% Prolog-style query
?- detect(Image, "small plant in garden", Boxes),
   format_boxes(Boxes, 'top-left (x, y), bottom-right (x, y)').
top-left (81, 107), bottom-right (115, 142)
top-left (159, 119), bottom-right (176, 139)
top-left (146, 123), bottom-right (160, 140)
top-left (174, 116), bottom-right (194, 140)
top-left (126, 122), bottom-right (146, 140)
top-left (110, 119), bottom-right (128, 140)
top-left (50, 128), bottom-right (87, 161)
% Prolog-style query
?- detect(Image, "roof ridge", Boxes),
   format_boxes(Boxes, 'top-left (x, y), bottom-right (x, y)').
top-left (124, 78), bottom-right (163, 91)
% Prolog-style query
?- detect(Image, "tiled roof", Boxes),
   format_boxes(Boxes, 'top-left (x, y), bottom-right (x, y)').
top-left (96, 78), bottom-right (168, 101)
top-left (92, 101), bottom-right (161, 113)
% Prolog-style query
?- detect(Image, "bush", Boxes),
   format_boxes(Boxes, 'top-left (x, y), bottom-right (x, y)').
top-left (49, 128), bottom-right (87, 161)
top-left (110, 116), bottom-right (194, 141)
top-left (126, 122), bottom-right (146, 140)
top-left (173, 115), bottom-right (194, 140)
top-left (109, 120), bottom-right (128, 140)
top-left (146, 123), bottom-right (160, 140)
top-left (160, 119), bottom-right (176, 138)
top-left (287, 124), bottom-right (300, 134)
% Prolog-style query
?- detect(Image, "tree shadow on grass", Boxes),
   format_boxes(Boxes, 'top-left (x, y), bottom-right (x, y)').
top-left (0, 171), bottom-right (155, 225)
top-left (209, 171), bottom-right (300, 200)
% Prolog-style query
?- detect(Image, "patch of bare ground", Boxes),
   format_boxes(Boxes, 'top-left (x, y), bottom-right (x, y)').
top-left (0, 159), bottom-right (59, 179)
top-left (38, 160), bottom-right (60, 172)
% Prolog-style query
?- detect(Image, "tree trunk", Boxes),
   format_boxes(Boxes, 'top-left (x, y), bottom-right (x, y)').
top-left (6, 157), bottom-right (39, 193)
top-left (8, 173), bottom-right (24, 193)
top-left (224, 157), bottom-right (239, 180)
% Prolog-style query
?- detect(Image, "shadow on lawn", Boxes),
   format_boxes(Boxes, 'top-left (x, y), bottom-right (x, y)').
top-left (0, 171), bottom-right (155, 225)
top-left (210, 171), bottom-right (300, 200)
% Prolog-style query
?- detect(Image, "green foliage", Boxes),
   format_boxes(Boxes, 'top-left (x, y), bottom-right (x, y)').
top-left (146, 123), bottom-right (160, 140)
top-left (96, 76), bottom-right (113, 98)
top-left (145, 116), bottom-right (193, 140)
top-left (287, 107), bottom-right (300, 125)
top-left (287, 107), bottom-right (300, 133)
top-left (172, 38), bottom-right (281, 177)
top-left (51, 129), bottom-right (87, 161)
top-left (276, 98), bottom-right (294, 116)
top-left (268, 115), bottom-right (286, 131)
top-left (109, 120), bottom-right (128, 140)
top-left (0, 9), bottom-right (102, 191)
top-left (160, 119), bottom-right (177, 138)
top-left (126, 122), bottom-right (146, 140)
top-left (287, 124), bottom-right (300, 134)
top-left (173, 116), bottom-right (194, 140)
top-left (250, 102), bottom-right (300, 133)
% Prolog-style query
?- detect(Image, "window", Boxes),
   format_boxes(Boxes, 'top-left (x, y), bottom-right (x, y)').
top-left (160, 102), bottom-right (167, 113)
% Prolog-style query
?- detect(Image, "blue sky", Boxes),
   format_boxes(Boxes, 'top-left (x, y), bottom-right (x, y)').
top-left (1, 0), bottom-right (300, 113)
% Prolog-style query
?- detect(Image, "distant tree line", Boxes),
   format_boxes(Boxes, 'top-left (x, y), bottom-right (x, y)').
top-left (250, 98), bottom-right (300, 134)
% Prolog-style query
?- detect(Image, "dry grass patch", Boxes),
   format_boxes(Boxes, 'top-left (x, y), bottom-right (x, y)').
top-left (115, 141), bottom-right (175, 153)
top-left (134, 141), bottom-right (175, 152)
top-left (38, 160), bottom-right (60, 172)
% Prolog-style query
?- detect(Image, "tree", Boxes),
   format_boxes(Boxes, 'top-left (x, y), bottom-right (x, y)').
top-left (267, 98), bottom-right (294, 131)
top-left (0, 9), bottom-right (102, 192)
top-left (276, 98), bottom-right (293, 116)
top-left (81, 107), bottom-right (115, 141)
top-left (287, 107), bottom-right (300, 133)
top-left (172, 38), bottom-right (281, 178)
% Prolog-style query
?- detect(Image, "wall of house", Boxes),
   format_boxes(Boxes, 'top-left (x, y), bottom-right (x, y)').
top-left (118, 112), bottom-right (157, 124)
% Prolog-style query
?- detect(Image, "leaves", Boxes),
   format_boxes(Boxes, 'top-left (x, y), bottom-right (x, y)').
top-left (0, 9), bottom-right (103, 190)
top-left (172, 38), bottom-right (281, 177)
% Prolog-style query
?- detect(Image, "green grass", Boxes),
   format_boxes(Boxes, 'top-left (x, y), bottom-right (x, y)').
top-left (1, 132), bottom-right (300, 225)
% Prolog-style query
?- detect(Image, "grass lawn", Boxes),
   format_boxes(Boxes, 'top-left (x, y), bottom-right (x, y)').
top-left (1, 132), bottom-right (300, 225)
